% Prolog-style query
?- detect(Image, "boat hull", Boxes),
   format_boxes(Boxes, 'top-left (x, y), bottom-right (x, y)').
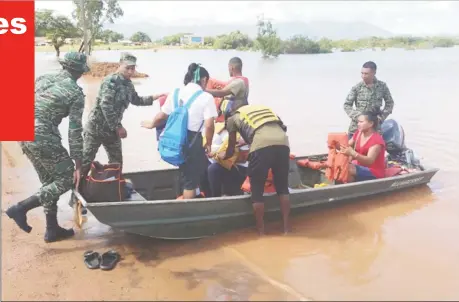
top-left (79, 155), bottom-right (439, 240)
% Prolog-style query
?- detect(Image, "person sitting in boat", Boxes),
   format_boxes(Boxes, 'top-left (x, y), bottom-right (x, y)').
top-left (217, 104), bottom-right (291, 235)
top-left (340, 111), bottom-right (387, 182)
top-left (141, 63), bottom-right (218, 199)
top-left (206, 57), bottom-right (249, 113)
top-left (205, 99), bottom-right (249, 197)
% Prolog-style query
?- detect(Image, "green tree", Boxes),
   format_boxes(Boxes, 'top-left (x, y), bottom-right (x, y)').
top-left (161, 33), bottom-right (193, 45)
top-left (35, 9), bottom-right (79, 57)
top-left (131, 31), bottom-right (151, 43)
top-left (255, 18), bottom-right (282, 58)
top-left (283, 35), bottom-right (331, 54)
top-left (318, 38), bottom-right (333, 52)
top-left (204, 36), bottom-right (215, 46)
top-left (72, 0), bottom-right (123, 54)
top-left (96, 29), bottom-right (123, 43)
top-left (213, 31), bottom-right (253, 50)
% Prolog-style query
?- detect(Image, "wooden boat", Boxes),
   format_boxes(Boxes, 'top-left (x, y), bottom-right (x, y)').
top-left (75, 153), bottom-right (439, 240)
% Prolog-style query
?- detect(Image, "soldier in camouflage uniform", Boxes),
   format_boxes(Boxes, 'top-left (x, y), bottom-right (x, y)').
top-left (81, 52), bottom-right (163, 177)
top-left (344, 61), bottom-right (395, 138)
top-left (6, 52), bottom-right (89, 243)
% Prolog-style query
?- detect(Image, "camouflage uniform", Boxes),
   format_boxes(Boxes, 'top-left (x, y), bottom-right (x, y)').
top-left (6, 52), bottom-right (89, 242)
top-left (343, 77), bottom-right (395, 135)
top-left (22, 53), bottom-right (88, 214)
top-left (82, 53), bottom-right (154, 174)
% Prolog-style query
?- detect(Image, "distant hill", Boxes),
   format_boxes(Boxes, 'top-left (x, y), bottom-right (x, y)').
top-left (105, 20), bottom-right (393, 41)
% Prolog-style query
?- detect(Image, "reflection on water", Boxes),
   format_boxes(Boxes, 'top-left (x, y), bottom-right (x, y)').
top-left (29, 48), bottom-right (459, 300)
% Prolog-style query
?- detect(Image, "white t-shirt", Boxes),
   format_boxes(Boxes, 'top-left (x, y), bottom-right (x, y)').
top-left (162, 83), bottom-right (218, 132)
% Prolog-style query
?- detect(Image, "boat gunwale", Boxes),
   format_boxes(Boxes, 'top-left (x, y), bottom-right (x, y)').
top-left (78, 166), bottom-right (439, 208)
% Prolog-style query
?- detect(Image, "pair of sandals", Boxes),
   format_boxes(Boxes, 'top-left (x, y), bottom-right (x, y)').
top-left (84, 250), bottom-right (120, 270)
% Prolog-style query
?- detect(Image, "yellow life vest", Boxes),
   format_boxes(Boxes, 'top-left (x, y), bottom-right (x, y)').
top-left (235, 105), bottom-right (281, 144)
top-left (202, 122), bottom-right (244, 170)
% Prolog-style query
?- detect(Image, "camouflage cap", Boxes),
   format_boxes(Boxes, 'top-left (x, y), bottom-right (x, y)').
top-left (120, 52), bottom-right (137, 66)
top-left (58, 52), bottom-right (90, 73)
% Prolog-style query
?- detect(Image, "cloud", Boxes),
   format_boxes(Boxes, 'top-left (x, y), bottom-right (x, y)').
top-left (34, 0), bottom-right (459, 35)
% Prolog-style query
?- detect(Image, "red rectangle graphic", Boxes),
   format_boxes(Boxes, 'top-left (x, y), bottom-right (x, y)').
top-left (0, 0), bottom-right (35, 141)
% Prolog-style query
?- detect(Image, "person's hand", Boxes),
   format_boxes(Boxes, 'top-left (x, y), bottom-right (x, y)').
top-left (73, 168), bottom-right (81, 190)
top-left (207, 151), bottom-right (216, 158)
top-left (340, 145), bottom-right (356, 157)
top-left (117, 126), bottom-right (127, 138)
top-left (235, 137), bottom-right (247, 147)
top-left (153, 93), bottom-right (166, 100)
top-left (204, 144), bottom-right (212, 155)
top-left (140, 120), bottom-right (154, 129)
top-left (217, 151), bottom-right (226, 160)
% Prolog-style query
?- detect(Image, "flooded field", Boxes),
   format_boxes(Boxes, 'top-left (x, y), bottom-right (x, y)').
top-left (2, 47), bottom-right (459, 301)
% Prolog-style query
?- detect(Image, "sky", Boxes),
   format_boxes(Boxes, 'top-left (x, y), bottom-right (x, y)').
top-left (34, 1), bottom-right (459, 36)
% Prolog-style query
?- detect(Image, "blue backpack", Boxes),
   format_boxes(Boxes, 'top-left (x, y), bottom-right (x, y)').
top-left (158, 88), bottom-right (204, 166)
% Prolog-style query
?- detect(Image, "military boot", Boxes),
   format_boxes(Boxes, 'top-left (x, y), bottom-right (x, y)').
top-left (44, 212), bottom-right (75, 243)
top-left (5, 195), bottom-right (41, 233)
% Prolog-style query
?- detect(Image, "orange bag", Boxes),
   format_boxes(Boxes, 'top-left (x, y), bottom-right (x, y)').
top-left (325, 133), bottom-right (350, 183)
top-left (241, 169), bottom-right (276, 194)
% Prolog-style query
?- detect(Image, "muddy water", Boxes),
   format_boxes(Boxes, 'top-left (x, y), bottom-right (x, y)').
top-left (6, 48), bottom-right (459, 300)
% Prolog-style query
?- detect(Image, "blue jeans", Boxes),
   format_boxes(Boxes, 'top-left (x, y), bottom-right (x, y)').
top-left (355, 165), bottom-right (377, 181)
top-left (207, 163), bottom-right (247, 197)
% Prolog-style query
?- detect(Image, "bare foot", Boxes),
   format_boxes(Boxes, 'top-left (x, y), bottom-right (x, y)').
top-left (283, 225), bottom-right (291, 235)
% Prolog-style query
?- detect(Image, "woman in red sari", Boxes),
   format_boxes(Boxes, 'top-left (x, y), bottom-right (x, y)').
top-left (340, 112), bottom-right (386, 182)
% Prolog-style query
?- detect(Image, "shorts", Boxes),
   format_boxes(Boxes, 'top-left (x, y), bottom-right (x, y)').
top-left (179, 131), bottom-right (207, 190)
top-left (355, 165), bottom-right (377, 181)
top-left (247, 145), bottom-right (290, 202)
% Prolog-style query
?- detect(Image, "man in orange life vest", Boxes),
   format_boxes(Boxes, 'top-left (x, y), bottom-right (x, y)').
top-left (206, 57), bottom-right (249, 112)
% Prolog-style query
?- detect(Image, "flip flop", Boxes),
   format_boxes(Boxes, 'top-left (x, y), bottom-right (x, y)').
top-left (84, 250), bottom-right (101, 269)
top-left (100, 250), bottom-right (120, 271)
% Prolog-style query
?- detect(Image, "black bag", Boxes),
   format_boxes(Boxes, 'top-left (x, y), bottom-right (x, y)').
top-left (82, 161), bottom-right (126, 203)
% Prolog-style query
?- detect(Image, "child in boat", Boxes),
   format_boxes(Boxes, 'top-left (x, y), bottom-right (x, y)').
top-left (340, 111), bottom-right (387, 182)
top-left (205, 100), bottom-right (249, 197)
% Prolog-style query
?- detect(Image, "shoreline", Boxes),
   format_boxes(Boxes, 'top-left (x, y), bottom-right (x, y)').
top-left (35, 44), bottom-right (458, 54)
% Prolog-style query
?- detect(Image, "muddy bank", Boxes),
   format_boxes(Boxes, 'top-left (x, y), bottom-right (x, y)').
top-left (84, 62), bottom-right (148, 78)
top-left (0, 142), bottom-right (301, 301)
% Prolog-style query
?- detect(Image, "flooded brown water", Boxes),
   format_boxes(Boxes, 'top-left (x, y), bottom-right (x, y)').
top-left (2, 48), bottom-right (459, 300)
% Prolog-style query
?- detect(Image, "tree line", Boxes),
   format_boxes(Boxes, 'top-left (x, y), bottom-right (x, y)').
top-left (35, 4), bottom-right (459, 58)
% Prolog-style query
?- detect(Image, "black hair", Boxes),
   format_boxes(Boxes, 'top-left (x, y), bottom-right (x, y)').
top-left (360, 111), bottom-right (379, 129)
top-left (184, 63), bottom-right (210, 85)
top-left (229, 57), bottom-right (243, 71)
top-left (362, 61), bottom-right (377, 71)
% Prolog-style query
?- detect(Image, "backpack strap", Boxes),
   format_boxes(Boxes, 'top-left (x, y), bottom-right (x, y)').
top-left (184, 90), bottom-right (204, 109)
top-left (183, 90), bottom-right (205, 148)
top-left (173, 88), bottom-right (180, 108)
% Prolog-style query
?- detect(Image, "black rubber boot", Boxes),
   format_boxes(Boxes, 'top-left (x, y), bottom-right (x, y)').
top-left (5, 195), bottom-right (41, 233)
top-left (44, 212), bottom-right (75, 243)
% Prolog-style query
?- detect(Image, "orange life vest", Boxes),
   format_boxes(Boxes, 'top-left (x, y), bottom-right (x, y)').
top-left (241, 169), bottom-right (276, 194)
top-left (206, 78), bottom-right (227, 122)
top-left (240, 153), bottom-right (294, 194)
top-left (207, 77), bottom-right (250, 122)
top-left (297, 159), bottom-right (328, 170)
top-left (325, 133), bottom-right (350, 183)
top-left (158, 93), bottom-right (168, 107)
